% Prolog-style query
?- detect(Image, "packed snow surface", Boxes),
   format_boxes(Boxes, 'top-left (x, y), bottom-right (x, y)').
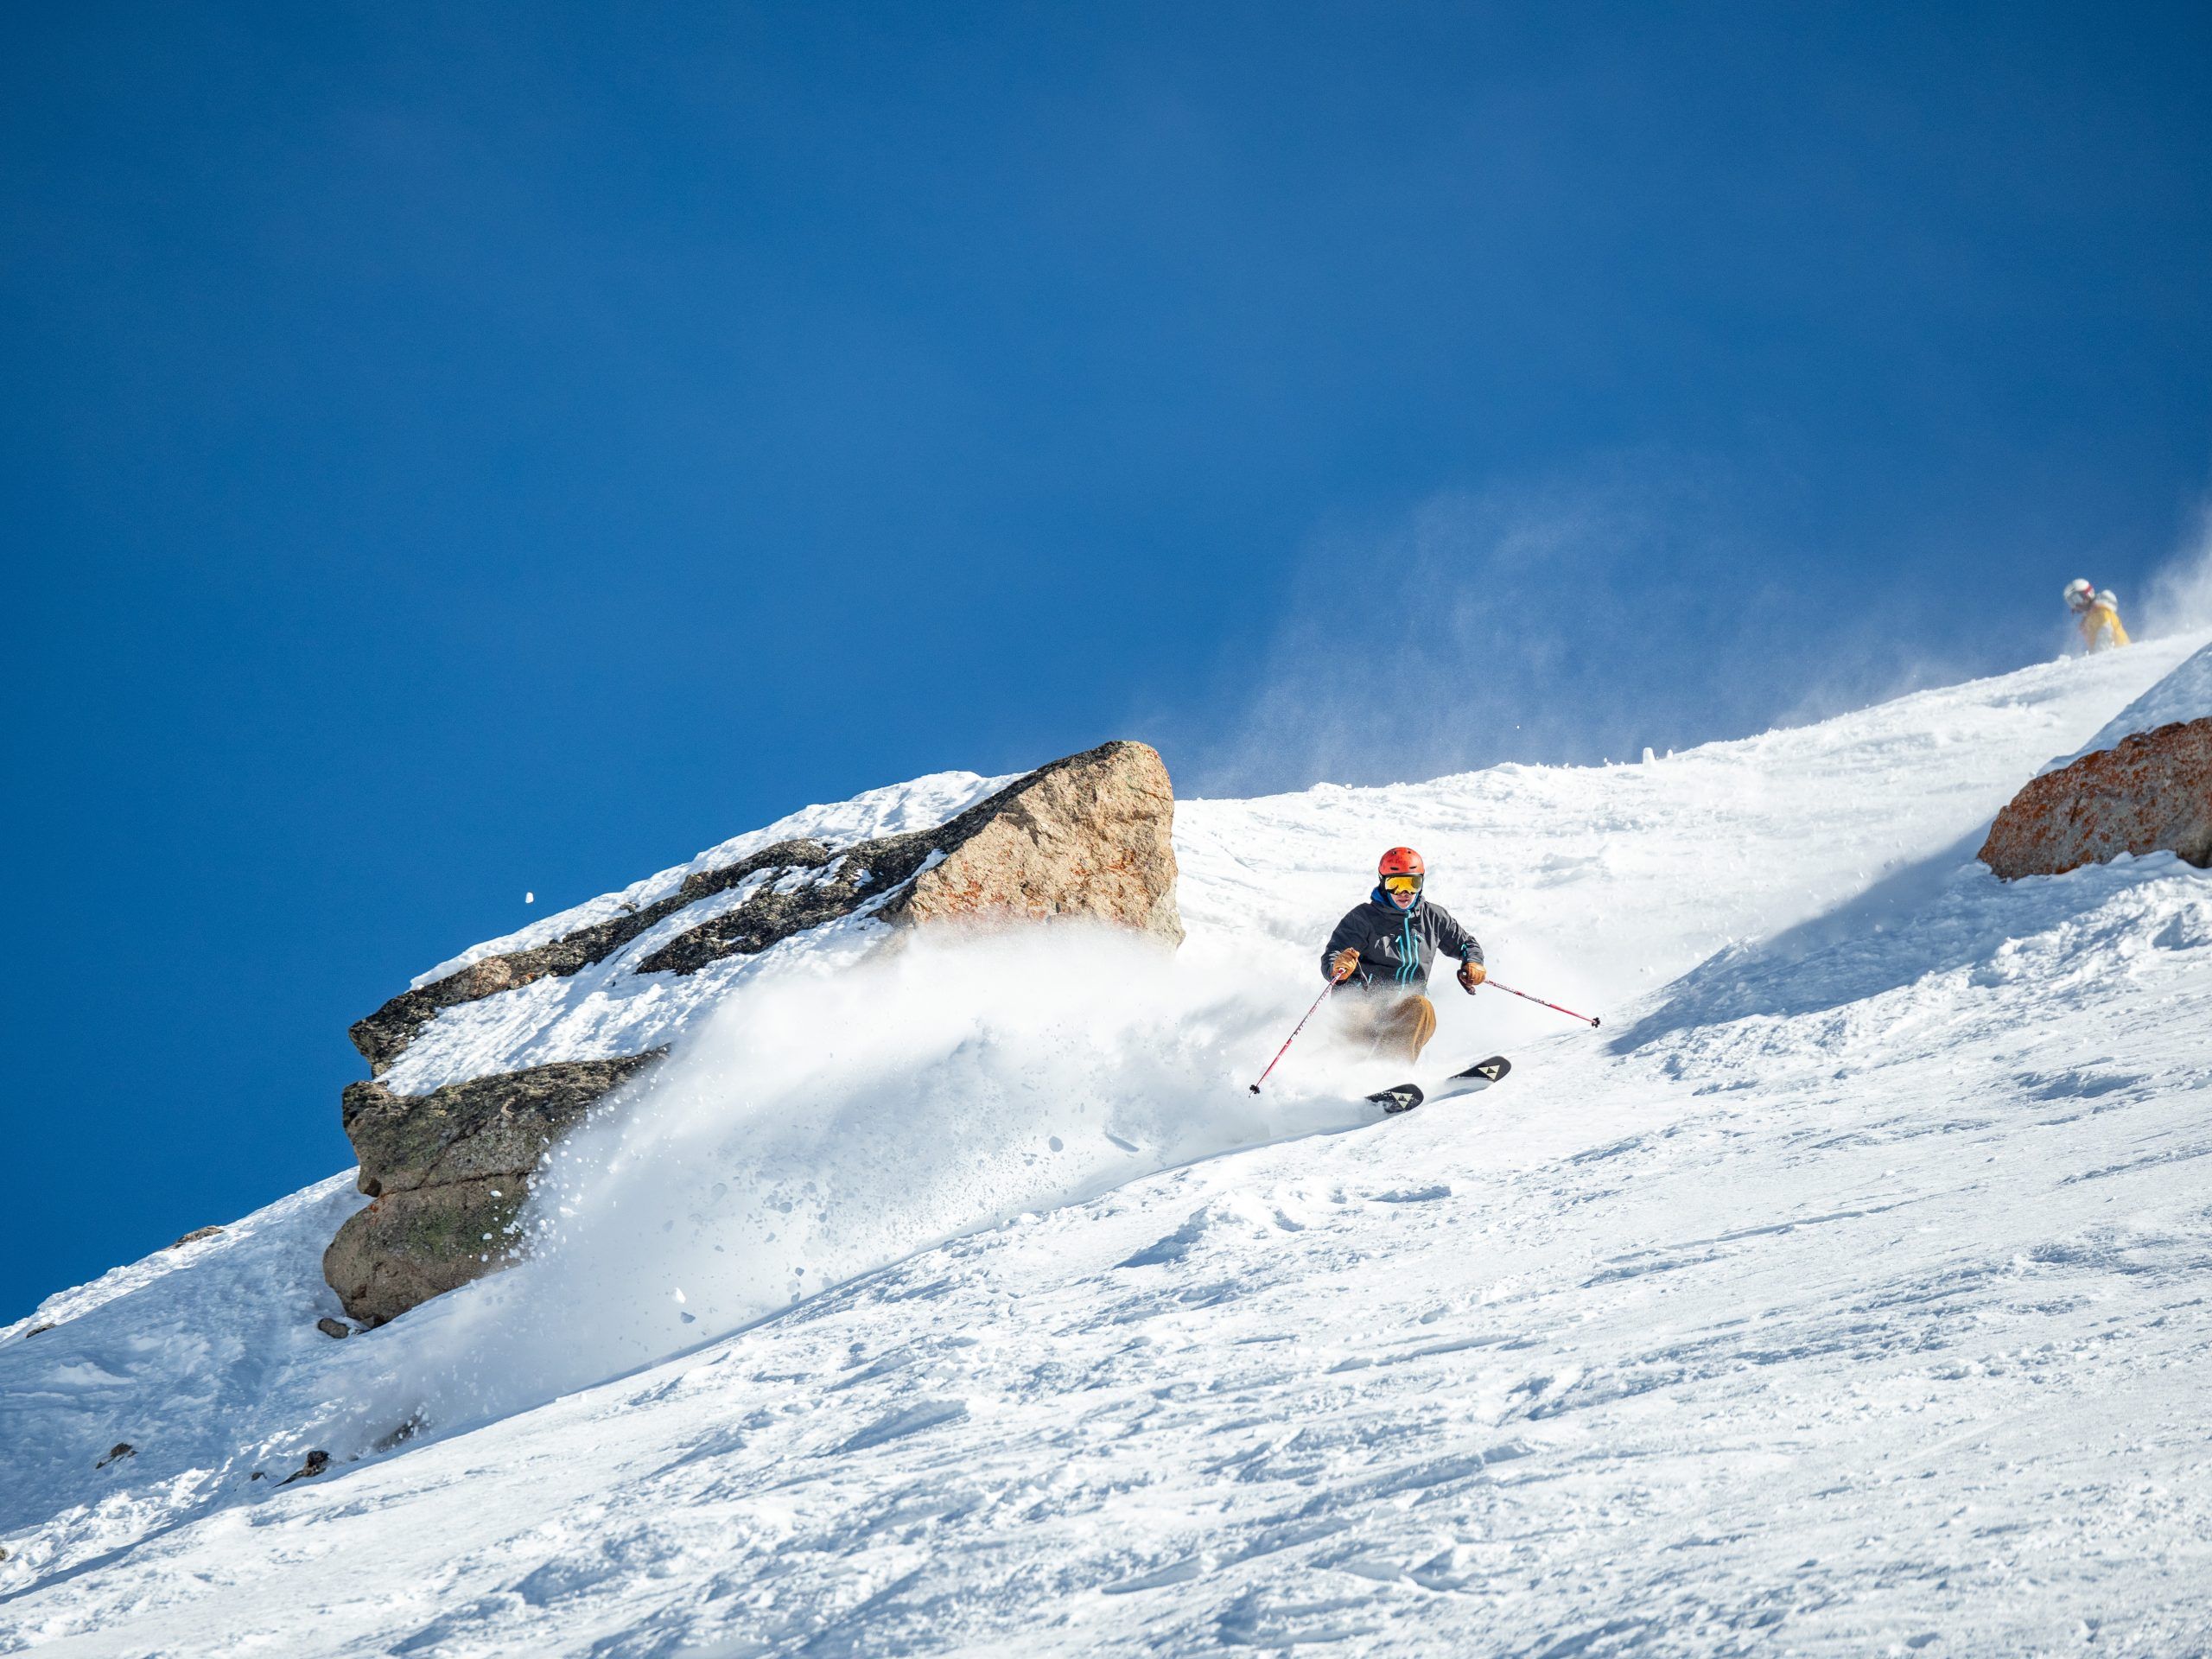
top-left (5, 636), bottom-right (2210, 1656)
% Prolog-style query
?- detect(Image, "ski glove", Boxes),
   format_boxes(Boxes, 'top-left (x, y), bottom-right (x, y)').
top-left (1457, 959), bottom-right (1487, 993)
top-left (1329, 947), bottom-right (1362, 983)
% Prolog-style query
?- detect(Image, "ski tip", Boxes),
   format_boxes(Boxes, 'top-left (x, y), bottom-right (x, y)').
top-left (1450, 1055), bottom-right (1512, 1082)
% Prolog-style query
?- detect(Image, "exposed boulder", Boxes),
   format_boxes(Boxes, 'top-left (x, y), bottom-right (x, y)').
top-left (324, 739), bottom-right (1183, 1325)
top-left (639, 739), bottom-right (1185, 967)
top-left (887, 740), bottom-right (1184, 944)
top-left (1980, 719), bottom-right (2212, 880)
top-left (323, 1053), bottom-right (664, 1325)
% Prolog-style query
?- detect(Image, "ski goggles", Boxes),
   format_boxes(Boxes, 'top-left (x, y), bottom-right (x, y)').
top-left (1380, 873), bottom-right (1423, 894)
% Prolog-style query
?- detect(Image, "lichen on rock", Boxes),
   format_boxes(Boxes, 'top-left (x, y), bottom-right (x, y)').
top-left (887, 739), bottom-right (1184, 945)
top-left (323, 1052), bottom-right (664, 1325)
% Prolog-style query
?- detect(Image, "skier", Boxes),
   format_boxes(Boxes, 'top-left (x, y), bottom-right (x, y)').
top-left (2063, 579), bottom-right (2132, 652)
top-left (1320, 847), bottom-right (1485, 1063)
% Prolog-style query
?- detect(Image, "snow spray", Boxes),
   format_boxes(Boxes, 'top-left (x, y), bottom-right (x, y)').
top-left (1247, 975), bottom-right (1343, 1093)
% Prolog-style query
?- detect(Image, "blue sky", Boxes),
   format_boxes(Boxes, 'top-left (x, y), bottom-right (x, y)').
top-left (4, 2), bottom-right (2208, 1318)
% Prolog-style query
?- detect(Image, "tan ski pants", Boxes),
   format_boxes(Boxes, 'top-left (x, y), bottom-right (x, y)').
top-left (1338, 993), bottom-right (1438, 1064)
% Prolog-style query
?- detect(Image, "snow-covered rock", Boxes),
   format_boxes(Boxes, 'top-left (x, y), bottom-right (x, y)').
top-left (1980, 640), bottom-right (2212, 880)
top-left (327, 739), bottom-right (1183, 1324)
top-left (324, 1054), bottom-right (668, 1325)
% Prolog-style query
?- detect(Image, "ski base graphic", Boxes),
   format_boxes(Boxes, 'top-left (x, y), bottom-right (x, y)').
top-left (1364, 1055), bottom-right (1512, 1116)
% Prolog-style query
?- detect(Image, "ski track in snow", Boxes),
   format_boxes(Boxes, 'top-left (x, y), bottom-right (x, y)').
top-left (3, 638), bottom-right (2210, 1656)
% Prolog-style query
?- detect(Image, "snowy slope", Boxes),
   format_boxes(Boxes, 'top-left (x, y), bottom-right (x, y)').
top-left (3, 635), bottom-right (2209, 1656)
top-left (2062, 639), bottom-right (2212, 766)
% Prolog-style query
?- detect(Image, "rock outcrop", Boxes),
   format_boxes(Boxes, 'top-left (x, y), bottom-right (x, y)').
top-left (323, 1053), bottom-right (665, 1325)
top-left (887, 740), bottom-right (1183, 943)
top-left (326, 739), bottom-right (1182, 1324)
top-left (1979, 719), bottom-right (2212, 880)
top-left (349, 741), bottom-right (1182, 1079)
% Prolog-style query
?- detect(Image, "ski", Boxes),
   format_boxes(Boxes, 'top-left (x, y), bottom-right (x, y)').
top-left (1365, 1083), bottom-right (1425, 1115)
top-left (1430, 1053), bottom-right (1511, 1102)
top-left (1365, 1054), bottom-right (1511, 1116)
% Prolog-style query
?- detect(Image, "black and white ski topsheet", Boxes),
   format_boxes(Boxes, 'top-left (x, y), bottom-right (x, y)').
top-left (1364, 1054), bottom-right (1511, 1116)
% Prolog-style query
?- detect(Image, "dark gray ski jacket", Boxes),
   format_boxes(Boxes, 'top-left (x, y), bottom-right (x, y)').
top-left (1321, 890), bottom-right (1484, 992)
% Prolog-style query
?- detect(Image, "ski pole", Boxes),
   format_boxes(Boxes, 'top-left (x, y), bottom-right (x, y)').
top-left (1248, 974), bottom-right (1344, 1094)
top-left (1483, 977), bottom-right (1601, 1027)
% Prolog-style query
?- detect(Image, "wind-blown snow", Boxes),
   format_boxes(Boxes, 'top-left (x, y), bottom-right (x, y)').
top-left (4, 634), bottom-right (2210, 1656)
top-left (364, 928), bottom-right (1386, 1439)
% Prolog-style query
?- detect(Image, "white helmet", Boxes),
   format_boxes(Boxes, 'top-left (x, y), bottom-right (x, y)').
top-left (2063, 578), bottom-right (2094, 612)
top-left (2097, 588), bottom-right (2119, 610)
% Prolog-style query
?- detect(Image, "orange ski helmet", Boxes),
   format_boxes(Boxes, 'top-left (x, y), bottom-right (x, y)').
top-left (1377, 847), bottom-right (1424, 880)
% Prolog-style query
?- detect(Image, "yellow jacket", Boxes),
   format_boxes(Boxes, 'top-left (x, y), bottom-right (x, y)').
top-left (2080, 601), bottom-right (2130, 652)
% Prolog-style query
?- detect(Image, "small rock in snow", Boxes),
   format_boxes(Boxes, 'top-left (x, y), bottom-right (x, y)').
top-left (169, 1226), bottom-right (223, 1249)
top-left (21, 1322), bottom-right (55, 1338)
top-left (97, 1443), bottom-right (135, 1469)
top-left (315, 1318), bottom-right (350, 1340)
top-left (280, 1450), bottom-right (331, 1485)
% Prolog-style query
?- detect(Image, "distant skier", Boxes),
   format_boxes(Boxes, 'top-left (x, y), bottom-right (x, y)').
top-left (1321, 847), bottom-right (1485, 1063)
top-left (2063, 579), bottom-right (2131, 652)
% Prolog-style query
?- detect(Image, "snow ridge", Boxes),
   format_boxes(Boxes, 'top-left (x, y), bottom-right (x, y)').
top-left (408, 768), bottom-right (1014, 989)
top-left (2056, 636), bottom-right (2212, 766)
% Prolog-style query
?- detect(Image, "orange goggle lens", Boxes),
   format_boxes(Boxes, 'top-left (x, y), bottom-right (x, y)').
top-left (1381, 874), bottom-right (1423, 893)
